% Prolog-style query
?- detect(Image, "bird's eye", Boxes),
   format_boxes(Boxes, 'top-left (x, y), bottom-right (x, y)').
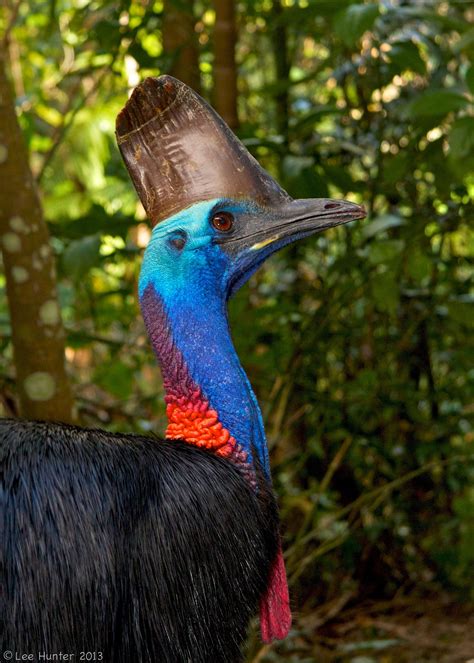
top-left (211, 212), bottom-right (234, 233)
top-left (168, 232), bottom-right (187, 251)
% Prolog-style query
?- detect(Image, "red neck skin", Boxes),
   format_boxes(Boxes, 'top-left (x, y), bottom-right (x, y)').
top-left (141, 283), bottom-right (291, 642)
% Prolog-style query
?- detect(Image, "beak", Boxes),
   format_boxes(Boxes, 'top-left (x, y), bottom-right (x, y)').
top-left (219, 197), bottom-right (366, 296)
top-left (251, 197), bottom-right (365, 249)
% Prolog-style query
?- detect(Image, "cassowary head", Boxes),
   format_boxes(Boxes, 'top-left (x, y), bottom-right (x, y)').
top-left (116, 76), bottom-right (365, 303)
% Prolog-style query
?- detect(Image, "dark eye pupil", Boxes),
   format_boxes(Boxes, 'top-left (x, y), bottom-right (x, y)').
top-left (212, 212), bottom-right (233, 232)
top-left (169, 233), bottom-right (187, 251)
top-left (171, 237), bottom-right (185, 250)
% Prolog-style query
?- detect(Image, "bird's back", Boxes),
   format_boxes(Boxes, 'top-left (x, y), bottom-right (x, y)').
top-left (1, 419), bottom-right (279, 663)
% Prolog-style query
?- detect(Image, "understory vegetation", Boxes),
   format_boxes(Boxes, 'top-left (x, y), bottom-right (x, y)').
top-left (0, 1), bottom-right (473, 660)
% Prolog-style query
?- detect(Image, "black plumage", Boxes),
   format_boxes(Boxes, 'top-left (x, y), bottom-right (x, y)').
top-left (1, 418), bottom-right (278, 662)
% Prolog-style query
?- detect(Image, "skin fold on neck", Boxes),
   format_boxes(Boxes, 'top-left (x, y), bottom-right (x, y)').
top-left (139, 281), bottom-right (267, 485)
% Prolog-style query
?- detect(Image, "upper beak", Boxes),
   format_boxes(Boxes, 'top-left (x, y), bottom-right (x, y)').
top-left (248, 198), bottom-right (366, 251)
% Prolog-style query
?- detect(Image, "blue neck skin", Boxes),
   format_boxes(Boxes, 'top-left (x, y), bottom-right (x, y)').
top-left (139, 201), bottom-right (271, 479)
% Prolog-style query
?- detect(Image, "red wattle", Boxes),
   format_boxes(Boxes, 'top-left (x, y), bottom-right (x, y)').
top-left (259, 544), bottom-right (291, 643)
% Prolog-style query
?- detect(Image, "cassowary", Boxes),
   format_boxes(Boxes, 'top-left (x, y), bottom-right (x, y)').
top-left (1, 76), bottom-right (365, 662)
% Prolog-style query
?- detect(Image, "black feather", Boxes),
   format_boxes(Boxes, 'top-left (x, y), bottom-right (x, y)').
top-left (1, 418), bottom-right (279, 662)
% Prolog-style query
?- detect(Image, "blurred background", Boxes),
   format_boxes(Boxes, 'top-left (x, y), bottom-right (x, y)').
top-left (0, 0), bottom-right (473, 661)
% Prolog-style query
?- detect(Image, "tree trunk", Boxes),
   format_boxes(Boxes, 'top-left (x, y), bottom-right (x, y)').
top-left (213, 0), bottom-right (239, 129)
top-left (163, 0), bottom-right (201, 92)
top-left (0, 49), bottom-right (74, 422)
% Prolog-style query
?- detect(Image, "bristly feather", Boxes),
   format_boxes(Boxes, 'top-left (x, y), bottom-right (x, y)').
top-left (1, 418), bottom-right (279, 662)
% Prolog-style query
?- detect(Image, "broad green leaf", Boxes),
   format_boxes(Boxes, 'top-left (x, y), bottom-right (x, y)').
top-left (368, 240), bottom-right (404, 265)
top-left (406, 247), bottom-right (432, 283)
top-left (448, 301), bottom-right (474, 328)
top-left (448, 117), bottom-right (474, 179)
top-left (371, 270), bottom-right (399, 314)
top-left (388, 41), bottom-right (426, 76)
top-left (282, 155), bottom-right (314, 179)
top-left (383, 152), bottom-right (409, 185)
top-left (453, 26), bottom-right (474, 55)
top-left (465, 65), bottom-right (474, 95)
top-left (291, 105), bottom-right (342, 134)
top-left (94, 361), bottom-right (134, 400)
top-left (389, 6), bottom-right (467, 33)
top-left (67, 114), bottom-right (110, 190)
top-left (62, 235), bottom-right (102, 279)
top-left (333, 3), bottom-right (380, 47)
top-left (129, 42), bottom-right (158, 69)
top-left (50, 205), bottom-right (135, 240)
top-left (323, 164), bottom-right (357, 193)
top-left (449, 117), bottom-right (474, 161)
top-left (285, 167), bottom-right (329, 199)
top-left (362, 214), bottom-right (405, 239)
top-left (91, 18), bottom-right (121, 51)
top-left (404, 90), bottom-right (469, 119)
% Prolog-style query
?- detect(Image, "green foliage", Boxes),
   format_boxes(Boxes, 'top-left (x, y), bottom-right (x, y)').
top-left (62, 235), bottom-right (102, 279)
top-left (333, 3), bottom-right (380, 47)
top-left (1, 0), bottom-right (473, 651)
top-left (404, 89), bottom-right (469, 119)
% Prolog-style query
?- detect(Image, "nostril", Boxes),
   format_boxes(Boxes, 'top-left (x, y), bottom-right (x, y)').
top-left (324, 202), bottom-right (340, 210)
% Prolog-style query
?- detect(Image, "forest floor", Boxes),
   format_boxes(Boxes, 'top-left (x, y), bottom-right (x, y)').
top-left (251, 594), bottom-right (474, 663)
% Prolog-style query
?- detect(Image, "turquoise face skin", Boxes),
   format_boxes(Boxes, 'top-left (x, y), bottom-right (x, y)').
top-left (139, 199), bottom-right (229, 300)
top-left (139, 199), bottom-right (271, 478)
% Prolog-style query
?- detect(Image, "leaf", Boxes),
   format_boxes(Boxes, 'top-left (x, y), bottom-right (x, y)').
top-left (94, 361), bottom-right (134, 400)
top-left (448, 301), bottom-right (474, 328)
top-left (333, 3), bottom-right (380, 47)
top-left (371, 270), bottom-right (399, 315)
top-left (50, 205), bottom-right (135, 240)
top-left (128, 42), bottom-right (157, 69)
top-left (452, 26), bottom-right (474, 55)
top-left (362, 214), bottom-right (405, 239)
top-left (91, 18), bottom-right (121, 51)
top-left (368, 240), bottom-right (404, 265)
top-left (448, 117), bottom-right (474, 179)
top-left (383, 152), bottom-right (409, 185)
top-left (323, 164), bottom-right (357, 193)
top-left (465, 65), bottom-right (474, 95)
top-left (387, 6), bottom-right (467, 33)
top-left (406, 247), bottom-right (432, 283)
top-left (404, 90), bottom-right (469, 119)
top-left (291, 105), bottom-right (342, 134)
top-left (282, 155), bottom-right (314, 179)
top-left (387, 41), bottom-right (426, 76)
top-left (448, 117), bottom-right (474, 161)
top-left (62, 235), bottom-right (102, 279)
top-left (285, 167), bottom-right (329, 199)
top-left (67, 115), bottom-right (110, 190)
top-left (348, 369), bottom-right (378, 398)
